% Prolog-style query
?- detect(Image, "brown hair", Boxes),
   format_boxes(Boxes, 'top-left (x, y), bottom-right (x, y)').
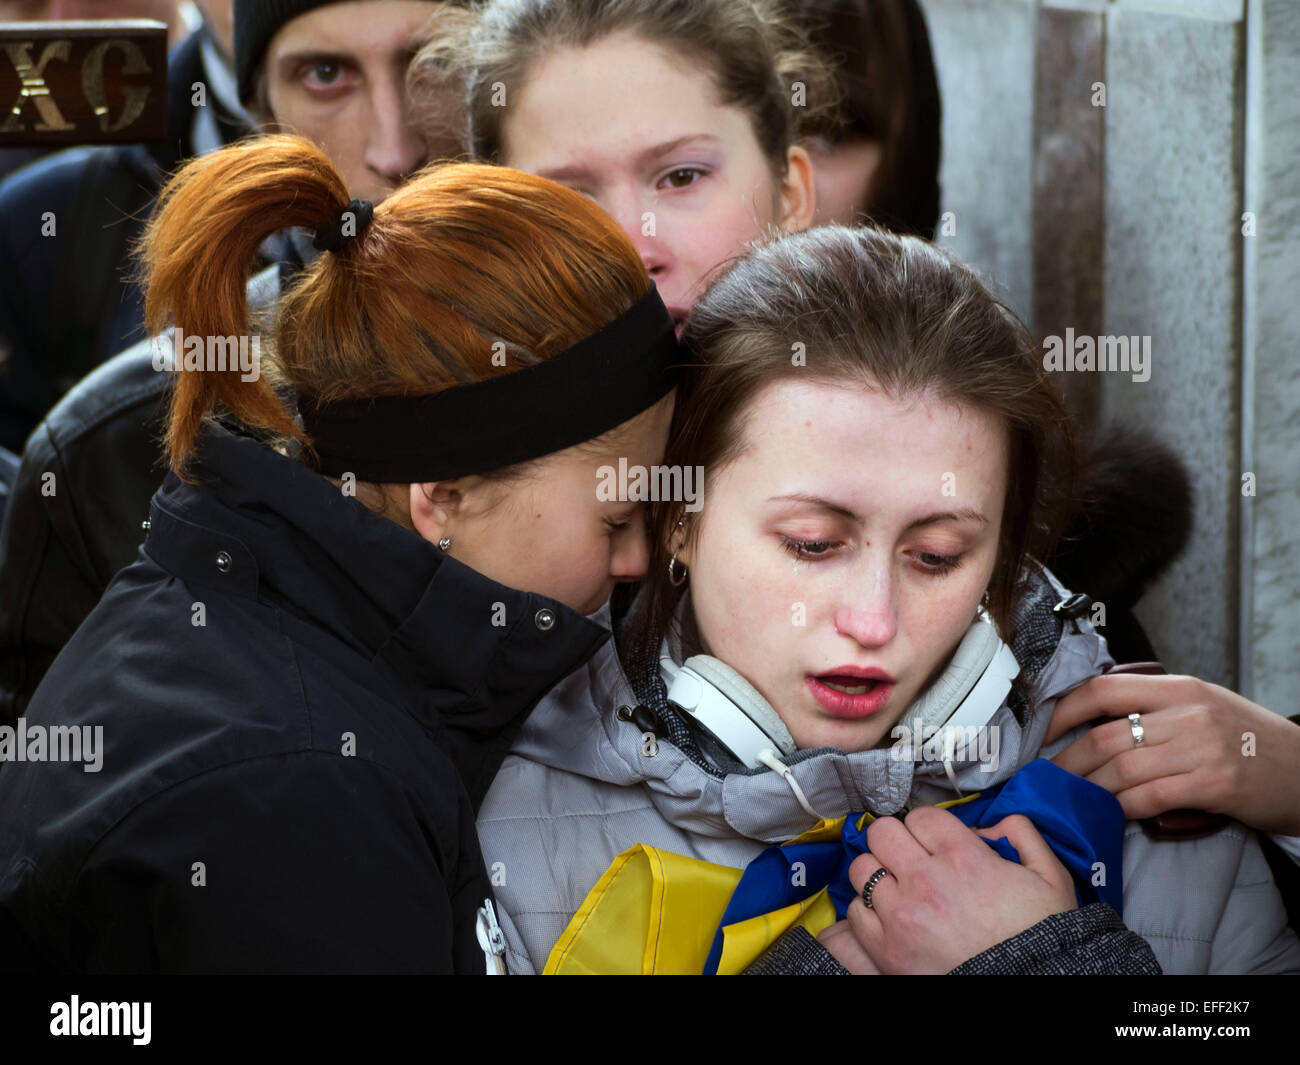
top-left (137, 134), bottom-right (651, 495)
top-left (640, 224), bottom-right (1075, 649)
top-left (796, 0), bottom-right (942, 238)
top-left (413, 0), bottom-right (836, 177)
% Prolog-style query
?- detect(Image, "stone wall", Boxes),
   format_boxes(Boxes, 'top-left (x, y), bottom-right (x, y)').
top-left (922, 0), bottom-right (1297, 705)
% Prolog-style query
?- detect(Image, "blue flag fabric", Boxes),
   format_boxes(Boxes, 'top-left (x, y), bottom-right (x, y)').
top-left (703, 758), bottom-right (1125, 975)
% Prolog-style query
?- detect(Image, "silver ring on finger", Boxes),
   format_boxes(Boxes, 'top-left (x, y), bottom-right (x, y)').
top-left (1128, 712), bottom-right (1145, 747)
top-left (861, 866), bottom-right (890, 909)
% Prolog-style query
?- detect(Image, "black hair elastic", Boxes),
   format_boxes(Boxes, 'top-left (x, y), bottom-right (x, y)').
top-left (313, 198), bottom-right (374, 252)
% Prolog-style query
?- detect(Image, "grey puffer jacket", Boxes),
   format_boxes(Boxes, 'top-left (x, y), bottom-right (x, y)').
top-left (478, 567), bottom-right (1300, 975)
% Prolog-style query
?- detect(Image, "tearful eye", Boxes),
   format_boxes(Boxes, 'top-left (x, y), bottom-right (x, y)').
top-left (780, 536), bottom-right (837, 560)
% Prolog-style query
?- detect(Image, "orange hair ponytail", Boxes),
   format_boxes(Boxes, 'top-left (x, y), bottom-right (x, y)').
top-left (138, 134), bottom-right (348, 475)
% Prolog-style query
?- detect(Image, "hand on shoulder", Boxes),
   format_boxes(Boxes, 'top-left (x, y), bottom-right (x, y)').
top-left (1047, 672), bottom-right (1300, 836)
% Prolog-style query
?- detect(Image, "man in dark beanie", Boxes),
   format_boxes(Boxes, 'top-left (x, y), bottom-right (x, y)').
top-left (0, 0), bottom-right (456, 727)
top-left (0, 1), bottom-right (447, 456)
top-left (233, 0), bottom-right (448, 205)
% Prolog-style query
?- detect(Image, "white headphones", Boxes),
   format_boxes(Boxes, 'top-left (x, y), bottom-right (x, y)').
top-left (661, 654), bottom-right (799, 766)
top-left (661, 610), bottom-right (1019, 770)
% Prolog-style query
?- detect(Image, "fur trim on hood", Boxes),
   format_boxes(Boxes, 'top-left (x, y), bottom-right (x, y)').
top-left (1049, 423), bottom-right (1193, 611)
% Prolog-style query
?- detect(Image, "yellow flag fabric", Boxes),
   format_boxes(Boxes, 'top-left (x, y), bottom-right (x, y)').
top-left (543, 845), bottom-right (744, 974)
top-left (544, 794), bottom-right (986, 975)
top-left (544, 814), bottom-right (860, 975)
top-left (714, 889), bottom-right (840, 974)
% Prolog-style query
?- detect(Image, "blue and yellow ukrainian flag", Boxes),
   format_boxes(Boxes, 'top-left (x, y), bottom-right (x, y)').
top-left (543, 758), bottom-right (1125, 974)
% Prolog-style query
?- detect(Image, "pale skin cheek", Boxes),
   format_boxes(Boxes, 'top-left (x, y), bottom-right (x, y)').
top-left (573, 534), bottom-right (612, 603)
top-left (690, 529), bottom-right (751, 661)
top-left (675, 180), bottom-right (776, 300)
top-left (270, 99), bottom-right (354, 181)
top-left (694, 575), bottom-right (745, 661)
top-left (329, 119), bottom-right (372, 191)
top-left (756, 569), bottom-right (813, 707)
top-left (700, 554), bottom-right (802, 703)
top-left (675, 220), bottom-right (756, 303)
top-left (538, 480), bottom-right (614, 608)
top-left (514, 519), bottom-right (600, 607)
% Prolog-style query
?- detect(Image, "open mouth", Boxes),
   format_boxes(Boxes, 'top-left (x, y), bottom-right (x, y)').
top-left (806, 672), bottom-right (896, 719)
top-left (818, 677), bottom-right (882, 695)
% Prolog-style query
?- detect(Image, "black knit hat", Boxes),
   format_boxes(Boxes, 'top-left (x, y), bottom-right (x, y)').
top-left (234, 0), bottom-right (343, 105)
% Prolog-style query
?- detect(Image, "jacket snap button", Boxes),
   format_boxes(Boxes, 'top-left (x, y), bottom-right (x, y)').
top-left (215, 550), bottom-right (232, 574)
top-left (140, 519), bottom-right (151, 531)
top-left (534, 608), bottom-right (555, 631)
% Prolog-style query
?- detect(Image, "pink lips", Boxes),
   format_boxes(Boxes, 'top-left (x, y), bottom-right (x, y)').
top-left (806, 666), bottom-right (896, 719)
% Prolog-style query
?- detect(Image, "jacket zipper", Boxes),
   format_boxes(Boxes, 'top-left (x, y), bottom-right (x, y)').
top-left (476, 899), bottom-right (507, 975)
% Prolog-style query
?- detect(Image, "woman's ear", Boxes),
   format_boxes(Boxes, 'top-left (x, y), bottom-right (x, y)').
top-left (778, 144), bottom-right (817, 234)
top-left (408, 481), bottom-right (458, 545)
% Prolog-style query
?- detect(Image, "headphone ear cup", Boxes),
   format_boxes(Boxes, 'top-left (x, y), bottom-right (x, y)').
top-left (896, 616), bottom-right (1002, 736)
top-left (682, 655), bottom-right (797, 757)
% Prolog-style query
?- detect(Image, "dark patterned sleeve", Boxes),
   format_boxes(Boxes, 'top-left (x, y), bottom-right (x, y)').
top-left (743, 905), bottom-right (1162, 975)
top-left (948, 903), bottom-right (1163, 975)
top-left (742, 926), bottom-right (851, 975)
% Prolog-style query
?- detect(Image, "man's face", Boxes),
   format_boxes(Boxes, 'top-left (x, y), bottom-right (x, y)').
top-left (262, 1), bottom-right (437, 204)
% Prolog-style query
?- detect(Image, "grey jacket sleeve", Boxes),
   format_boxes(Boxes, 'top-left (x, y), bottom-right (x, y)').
top-left (743, 904), bottom-right (1161, 975)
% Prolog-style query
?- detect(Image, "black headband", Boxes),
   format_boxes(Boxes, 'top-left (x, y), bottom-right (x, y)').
top-left (299, 286), bottom-right (681, 483)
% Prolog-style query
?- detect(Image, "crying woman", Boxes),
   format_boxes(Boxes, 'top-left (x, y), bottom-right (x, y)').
top-left (475, 226), bottom-right (1300, 976)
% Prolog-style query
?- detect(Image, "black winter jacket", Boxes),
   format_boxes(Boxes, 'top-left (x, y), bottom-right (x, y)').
top-left (0, 265), bottom-right (287, 727)
top-left (0, 423), bottom-right (608, 972)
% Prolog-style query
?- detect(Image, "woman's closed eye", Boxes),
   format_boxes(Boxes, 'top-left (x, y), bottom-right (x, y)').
top-left (912, 550), bottom-right (964, 575)
top-left (604, 509), bottom-right (641, 534)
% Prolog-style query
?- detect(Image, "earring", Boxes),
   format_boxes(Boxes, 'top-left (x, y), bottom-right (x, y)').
top-left (667, 554), bottom-right (688, 587)
top-left (438, 537), bottom-right (452, 552)
top-left (667, 516), bottom-right (689, 586)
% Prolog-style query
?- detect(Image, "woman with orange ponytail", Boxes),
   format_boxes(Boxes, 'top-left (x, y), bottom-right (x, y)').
top-left (0, 134), bottom-right (677, 973)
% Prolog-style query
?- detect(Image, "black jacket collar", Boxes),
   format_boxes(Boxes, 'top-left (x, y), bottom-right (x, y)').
top-left (144, 423), bottom-right (610, 805)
